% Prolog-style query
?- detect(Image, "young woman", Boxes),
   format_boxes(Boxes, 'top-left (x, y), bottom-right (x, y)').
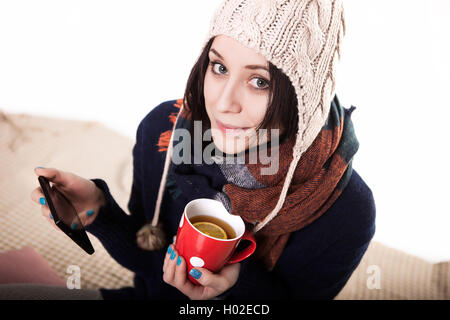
top-left (26, 0), bottom-right (374, 300)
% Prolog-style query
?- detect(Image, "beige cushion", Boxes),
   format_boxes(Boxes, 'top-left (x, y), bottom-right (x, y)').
top-left (0, 109), bottom-right (449, 299)
top-left (335, 241), bottom-right (449, 299)
top-left (0, 110), bottom-right (134, 290)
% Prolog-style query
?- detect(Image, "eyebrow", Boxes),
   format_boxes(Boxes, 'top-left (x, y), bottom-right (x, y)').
top-left (209, 48), bottom-right (269, 72)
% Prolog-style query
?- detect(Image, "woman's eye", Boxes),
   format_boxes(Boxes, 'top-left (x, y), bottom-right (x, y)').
top-left (250, 77), bottom-right (269, 90)
top-left (210, 62), bottom-right (227, 75)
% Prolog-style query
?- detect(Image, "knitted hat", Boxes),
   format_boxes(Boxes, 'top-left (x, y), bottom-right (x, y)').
top-left (143, 0), bottom-right (346, 250)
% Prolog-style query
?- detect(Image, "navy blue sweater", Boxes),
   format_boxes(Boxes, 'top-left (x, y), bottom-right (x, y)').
top-left (86, 99), bottom-right (376, 300)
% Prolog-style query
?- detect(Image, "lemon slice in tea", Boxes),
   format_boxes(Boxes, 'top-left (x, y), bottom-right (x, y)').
top-left (193, 222), bottom-right (227, 240)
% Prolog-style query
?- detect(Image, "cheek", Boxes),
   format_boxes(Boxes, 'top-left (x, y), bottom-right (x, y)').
top-left (204, 72), bottom-right (226, 125)
top-left (203, 73), bottom-right (214, 117)
top-left (203, 72), bottom-right (219, 104)
top-left (246, 97), bottom-right (269, 127)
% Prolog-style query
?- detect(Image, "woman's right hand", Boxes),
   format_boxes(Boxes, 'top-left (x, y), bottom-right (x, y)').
top-left (30, 167), bottom-right (106, 230)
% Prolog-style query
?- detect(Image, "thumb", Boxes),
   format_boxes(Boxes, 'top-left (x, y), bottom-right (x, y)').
top-left (34, 167), bottom-right (69, 186)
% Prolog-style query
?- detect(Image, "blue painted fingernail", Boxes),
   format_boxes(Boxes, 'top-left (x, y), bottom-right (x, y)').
top-left (170, 250), bottom-right (176, 260)
top-left (35, 166), bottom-right (45, 170)
top-left (189, 269), bottom-right (202, 279)
top-left (167, 245), bottom-right (172, 254)
top-left (39, 197), bottom-right (46, 205)
top-left (86, 209), bottom-right (95, 217)
top-left (49, 213), bottom-right (53, 219)
top-left (176, 256), bottom-right (181, 266)
top-left (71, 222), bottom-right (78, 230)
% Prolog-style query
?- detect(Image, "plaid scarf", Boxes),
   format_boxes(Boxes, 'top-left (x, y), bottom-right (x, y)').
top-left (158, 95), bottom-right (359, 271)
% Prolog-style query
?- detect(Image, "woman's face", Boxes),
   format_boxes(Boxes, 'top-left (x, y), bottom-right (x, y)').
top-left (203, 35), bottom-right (271, 155)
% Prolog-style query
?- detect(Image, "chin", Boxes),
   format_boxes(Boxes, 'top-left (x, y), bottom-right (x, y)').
top-left (212, 135), bottom-right (248, 156)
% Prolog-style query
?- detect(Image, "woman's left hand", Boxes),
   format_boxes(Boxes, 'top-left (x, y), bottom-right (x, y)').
top-left (162, 244), bottom-right (240, 300)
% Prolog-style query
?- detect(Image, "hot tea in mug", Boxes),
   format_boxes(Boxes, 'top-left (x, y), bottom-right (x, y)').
top-left (190, 215), bottom-right (236, 240)
top-left (175, 198), bottom-right (256, 284)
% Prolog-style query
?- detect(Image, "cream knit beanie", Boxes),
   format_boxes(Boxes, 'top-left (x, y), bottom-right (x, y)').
top-left (144, 0), bottom-right (346, 249)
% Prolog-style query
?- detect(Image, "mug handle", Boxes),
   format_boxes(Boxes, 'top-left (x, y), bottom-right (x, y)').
top-left (226, 230), bottom-right (256, 265)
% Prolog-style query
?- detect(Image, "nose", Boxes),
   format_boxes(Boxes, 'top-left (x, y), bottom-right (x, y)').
top-left (215, 76), bottom-right (242, 114)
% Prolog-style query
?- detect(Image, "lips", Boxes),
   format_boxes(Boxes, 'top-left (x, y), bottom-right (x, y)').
top-left (215, 119), bottom-right (249, 135)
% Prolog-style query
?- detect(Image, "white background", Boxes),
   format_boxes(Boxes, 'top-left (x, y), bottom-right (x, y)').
top-left (0, 0), bottom-right (449, 263)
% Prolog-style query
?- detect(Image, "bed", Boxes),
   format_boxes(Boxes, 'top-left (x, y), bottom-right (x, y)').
top-left (0, 109), bottom-right (448, 299)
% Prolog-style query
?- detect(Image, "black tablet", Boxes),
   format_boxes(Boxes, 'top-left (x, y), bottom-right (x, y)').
top-left (38, 176), bottom-right (95, 255)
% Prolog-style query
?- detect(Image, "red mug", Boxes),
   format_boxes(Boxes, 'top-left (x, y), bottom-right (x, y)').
top-left (174, 198), bottom-right (256, 285)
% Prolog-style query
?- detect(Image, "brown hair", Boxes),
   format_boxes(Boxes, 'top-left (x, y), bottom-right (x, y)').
top-left (182, 36), bottom-right (298, 148)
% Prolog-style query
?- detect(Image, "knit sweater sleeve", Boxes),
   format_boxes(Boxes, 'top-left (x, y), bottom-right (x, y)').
top-left (277, 171), bottom-right (376, 300)
top-left (290, 219), bottom-right (375, 300)
top-left (84, 115), bottom-right (166, 277)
